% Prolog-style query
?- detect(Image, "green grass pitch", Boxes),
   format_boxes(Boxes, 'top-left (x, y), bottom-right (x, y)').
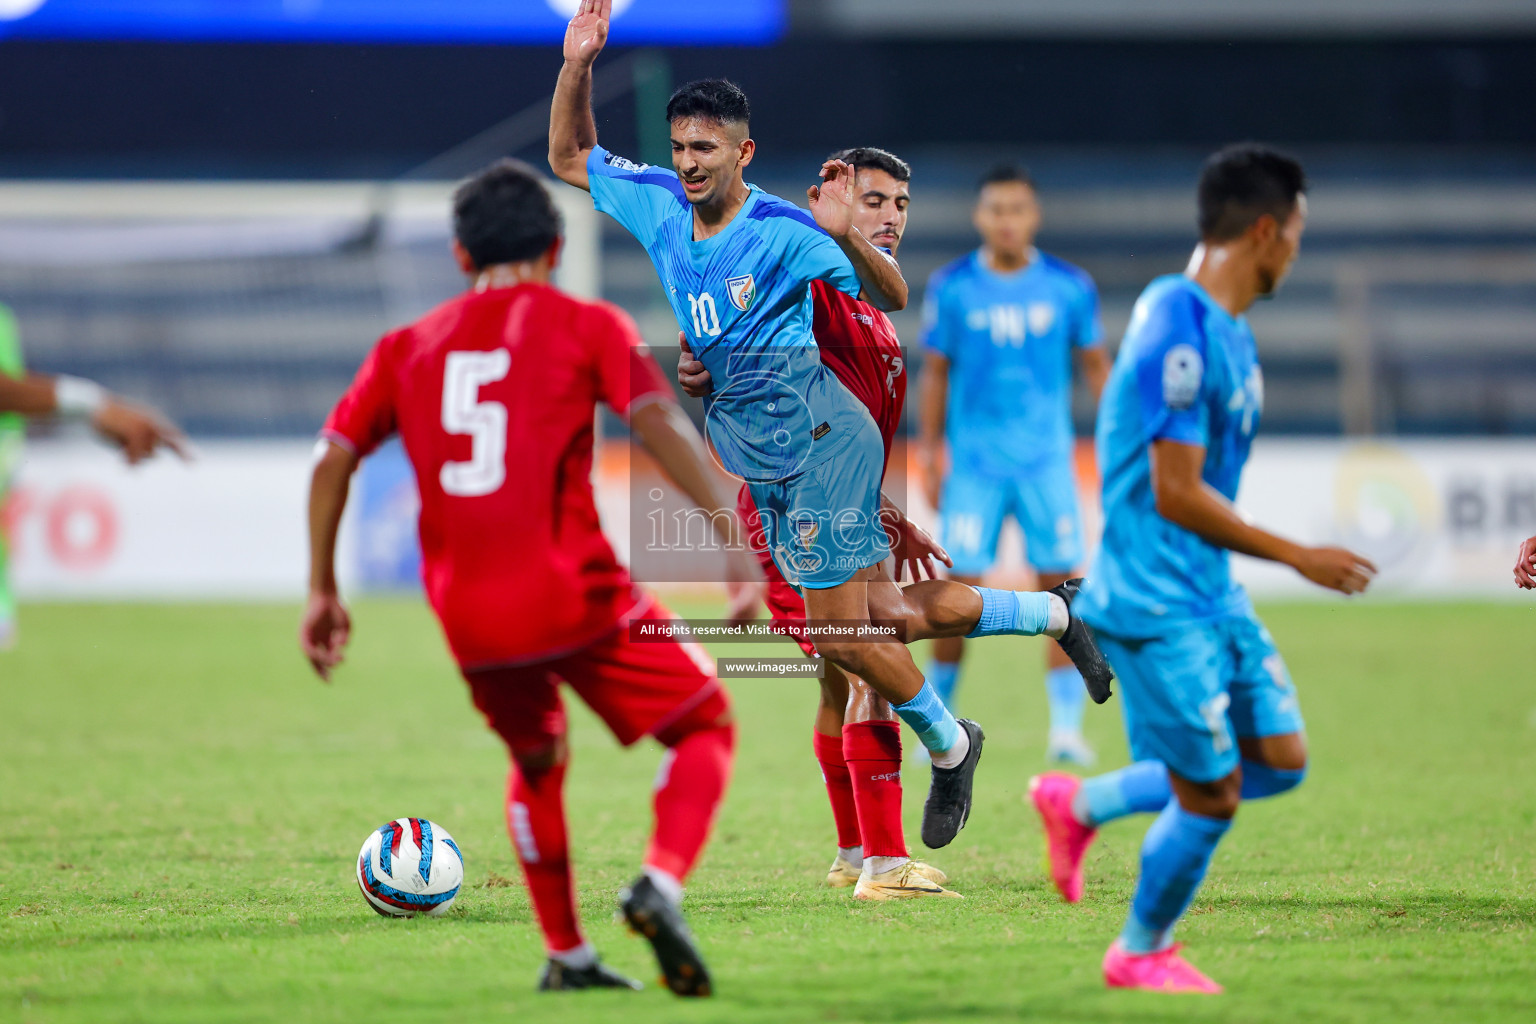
top-left (1, 599), bottom-right (1533, 1023)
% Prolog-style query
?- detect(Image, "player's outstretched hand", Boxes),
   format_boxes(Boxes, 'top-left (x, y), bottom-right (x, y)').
top-left (677, 333), bottom-right (713, 398)
top-left (92, 397), bottom-right (191, 465)
top-left (807, 159), bottom-right (857, 240)
top-left (300, 591), bottom-right (352, 682)
top-left (563, 0), bottom-right (611, 67)
top-left (1513, 534), bottom-right (1536, 589)
top-left (888, 509), bottom-right (952, 583)
top-left (1293, 545), bottom-right (1377, 595)
top-left (723, 548), bottom-right (766, 630)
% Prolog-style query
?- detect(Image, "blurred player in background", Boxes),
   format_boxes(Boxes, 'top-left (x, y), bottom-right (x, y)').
top-left (1029, 145), bottom-right (1376, 992)
top-left (0, 331), bottom-right (189, 649)
top-left (550, 0), bottom-right (1111, 855)
top-left (919, 166), bottom-right (1111, 767)
top-left (677, 147), bottom-right (962, 899)
top-left (301, 160), bottom-right (764, 997)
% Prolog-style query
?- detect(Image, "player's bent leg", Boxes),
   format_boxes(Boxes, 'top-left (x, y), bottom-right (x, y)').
top-left (925, 572), bottom-right (981, 712)
top-left (804, 568), bottom-right (982, 850)
top-left (812, 663), bottom-right (863, 886)
top-left (1236, 733), bottom-right (1308, 800)
top-left (464, 666), bottom-right (640, 991)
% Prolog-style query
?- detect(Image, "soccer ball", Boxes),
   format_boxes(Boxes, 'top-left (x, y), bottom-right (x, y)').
top-left (355, 818), bottom-right (464, 917)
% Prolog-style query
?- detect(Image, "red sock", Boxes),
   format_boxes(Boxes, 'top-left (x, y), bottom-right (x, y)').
top-left (843, 720), bottom-right (908, 859)
top-left (505, 760), bottom-right (583, 954)
top-left (814, 729), bottom-right (862, 849)
top-left (644, 723), bottom-right (735, 881)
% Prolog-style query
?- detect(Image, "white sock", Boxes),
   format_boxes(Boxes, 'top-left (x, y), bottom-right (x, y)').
top-left (550, 942), bottom-right (597, 970)
top-left (930, 726), bottom-right (970, 770)
top-left (1045, 594), bottom-right (1070, 639)
top-left (862, 855), bottom-right (910, 878)
top-left (644, 866), bottom-right (684, 908)
top-left (838, 845), bottom-right (863, 868)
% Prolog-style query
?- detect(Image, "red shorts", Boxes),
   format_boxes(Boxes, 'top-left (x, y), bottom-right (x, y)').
top-left (463, 599), bottom-right (727, 750)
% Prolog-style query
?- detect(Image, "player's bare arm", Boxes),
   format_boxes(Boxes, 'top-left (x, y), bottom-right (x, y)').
top-left (1075, 345), bottom-right (1112, 402)
top-left (547, 0), bottom-right (611, 191)
top-left (629, 400), bottom-right (765, 626)
top-left (917, 351), bottom-right (949, 511)
top-left (300, 441), bottom-right (357, 681)
top-left (808, 160), bottom-right (908, 312)
top-left (1150, 438), bottom-right (1376, 595)
top-left (0, 372), bottom-right (190, 465)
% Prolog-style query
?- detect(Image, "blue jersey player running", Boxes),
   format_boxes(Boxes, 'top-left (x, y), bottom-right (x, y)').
top-left (1027, 145), bottom-right (1376, 993)
top-left (919, 166), bottom-right (1111, 767)
top-left (549, 0), bottom-right (1113, 858)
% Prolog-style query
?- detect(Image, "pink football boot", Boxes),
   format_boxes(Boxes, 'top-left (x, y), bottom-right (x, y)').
top-left (1028, 772), bottom-right (1097, 903)
top-left (1102, 941), bottom-right (1223, 994)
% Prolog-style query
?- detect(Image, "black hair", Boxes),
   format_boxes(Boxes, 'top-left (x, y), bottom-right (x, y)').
top-left (1197, 144), bottom-right (1308, 242)
top-left (827, 147), bottom-right (911, 183)
top-left (452, 159), bottom-right (563, 269)
top-left (978, 163), bottom-right (1035, 192)
top-left (665, 79), bottom-right (751, 128)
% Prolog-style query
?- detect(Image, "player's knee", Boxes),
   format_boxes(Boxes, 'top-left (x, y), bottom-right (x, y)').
top-left (817, 667), bottom-right (849, 715)
top-left (510, 735), bottom-right (568, 775)
top-left (814, 639), bottom-right (869, 677)
top-left (1177, 770), bottom-right (1242, 819)
top-left (654, 685), bottom-right (734, 749)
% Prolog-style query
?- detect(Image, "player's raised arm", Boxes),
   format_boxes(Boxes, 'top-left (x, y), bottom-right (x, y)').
top-left (1149, 438), bottom-right (1376, 595)
top-left (808, 160), bottom-right (908, 312)
top-left (547, 0), bottom-right (612, 191)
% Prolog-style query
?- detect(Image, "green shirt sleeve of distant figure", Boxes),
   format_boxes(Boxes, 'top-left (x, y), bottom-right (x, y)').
top-left (0, 303), bottom-right (26, 487)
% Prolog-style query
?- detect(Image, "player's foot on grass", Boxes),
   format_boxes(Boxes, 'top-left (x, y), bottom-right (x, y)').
top-left (1046, 728), bottom-right (1097, 768)
top-left (1029, 771), bottom-right (1097, 902)
top-left (825, 854), bottom-right (861, 888)
top-left (1102, 941), bottom-right (1223, 994)
top-left (1047, 579), bottom-right (1115, 704)
top-left (920, 718), bottom-right (984, 849)
top-left (912, 860), bottom-right (948, 885)
top-left (619, 874), bottom-right (712, 997)
top-left (854, 860), bottom-right (963, 901)
top-left (537, 958), bottom-right (644, 992)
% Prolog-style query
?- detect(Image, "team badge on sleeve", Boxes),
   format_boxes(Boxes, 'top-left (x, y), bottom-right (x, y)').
top-left (726, 274), bottom-right (757, 312)
top-left (1162, 344), bottom-right (1204, 410)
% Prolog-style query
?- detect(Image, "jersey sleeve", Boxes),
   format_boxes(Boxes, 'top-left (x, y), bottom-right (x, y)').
top-left (323, 336), bottom-right (398, 458)
top-left (755, 203), bottom-right (863, 298)
top-left (589, 302), bottom-right (673, 420)
top-left (586, 147), bottom-right (687, 249)
top-left (919, 270), bottom-right (959, 359)
top-left (1131, 292), bottom-right (1209, 448)
top-left (1070, 274), bottom-right (1106, 350)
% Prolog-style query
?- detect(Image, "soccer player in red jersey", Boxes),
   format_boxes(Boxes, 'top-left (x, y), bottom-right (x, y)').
top-left (678, 149), bottom-right (959, 899)
top-left (300, 160), bottom-right (764, 997)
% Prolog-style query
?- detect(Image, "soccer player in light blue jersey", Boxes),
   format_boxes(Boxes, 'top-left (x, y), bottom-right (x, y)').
top-left (919, 166), bottom-right (1112, 766)
top-left (550, 0), bottom-right (1113, 858)
top-left (1027, 145), bottom-right (1376, 993)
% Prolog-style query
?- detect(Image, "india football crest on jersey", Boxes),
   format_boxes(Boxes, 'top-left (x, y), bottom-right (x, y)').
top-left (1028, 301), bottom-right (1056, 336)
top-left (726, 273), bottom-right (757, 312)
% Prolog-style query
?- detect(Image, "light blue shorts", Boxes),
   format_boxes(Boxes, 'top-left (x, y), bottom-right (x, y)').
top-left (1097, 612), bottom-right (1305, 784)
top-left (940, 458), bottom-right (1084, 576)
top-left (747, 421), bottom-right (890, 591)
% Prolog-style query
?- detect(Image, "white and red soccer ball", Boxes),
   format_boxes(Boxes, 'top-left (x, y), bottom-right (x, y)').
top-left (356, 818), bottom-right (464, 917)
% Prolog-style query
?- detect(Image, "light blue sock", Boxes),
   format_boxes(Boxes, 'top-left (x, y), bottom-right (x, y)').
top-left (1120, 801), bottom-right (1232, 954)
top-left (1240, 758), bottom-right (1306, 800)
top-left (965, 587), bottom-right (1051, 638)
top-left (1078, 760), bottom-right (1171, 826)
top-left (892, 680), bottom-right (961, 755)
top-left (1045, 665), bottom-right (1086, 733)
top-left (925, 660), bottom-right (961, 711)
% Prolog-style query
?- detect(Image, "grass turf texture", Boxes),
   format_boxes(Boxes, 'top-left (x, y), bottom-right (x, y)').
top-left (1, 600), bottom-right (1533, 1023)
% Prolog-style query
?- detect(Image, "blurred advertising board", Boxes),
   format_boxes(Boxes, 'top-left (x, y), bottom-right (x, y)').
top-left (0, 1), bottom-right (785, 44)
top-left (4, 437), bottom-right (1534, 600)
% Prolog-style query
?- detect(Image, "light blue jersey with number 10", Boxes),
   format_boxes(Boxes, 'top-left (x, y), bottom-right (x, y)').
top-left (587, 146), bottom-right (880, 484)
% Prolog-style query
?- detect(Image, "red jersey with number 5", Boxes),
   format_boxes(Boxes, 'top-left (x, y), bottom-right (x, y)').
top-left (323, 283), bottom-right (671, 669)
